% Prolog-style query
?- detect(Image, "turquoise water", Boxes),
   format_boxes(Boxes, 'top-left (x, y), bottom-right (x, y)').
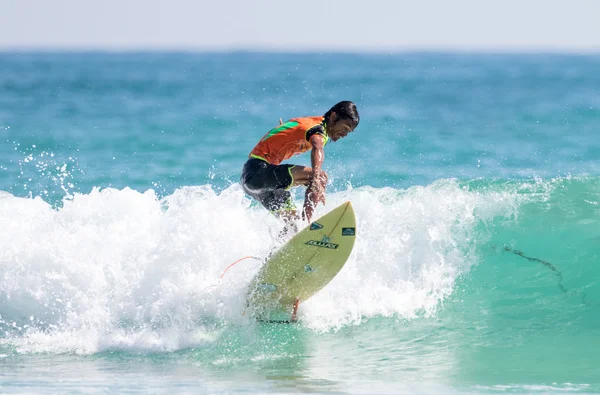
top-left (1, 53), bottom-right (600, 394)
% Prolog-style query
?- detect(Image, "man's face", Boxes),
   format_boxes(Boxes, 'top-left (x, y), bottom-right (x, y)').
top-left (328, 114), bottom-right (356, 142)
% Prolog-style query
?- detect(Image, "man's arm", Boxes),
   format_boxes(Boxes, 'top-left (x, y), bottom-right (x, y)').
top-left (310, 134), bottom-right (325, 182)
top-left (303, 134), bottom-right (327, 222)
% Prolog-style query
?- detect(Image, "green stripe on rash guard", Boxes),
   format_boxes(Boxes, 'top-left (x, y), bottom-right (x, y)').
top-left (323, 123), bottom-right (329, 145)
top-left (262, 121), bottom-right (299, 141)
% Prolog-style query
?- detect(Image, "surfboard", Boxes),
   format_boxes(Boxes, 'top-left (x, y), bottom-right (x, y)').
top-left (246, 201), bottom-right (357, 322)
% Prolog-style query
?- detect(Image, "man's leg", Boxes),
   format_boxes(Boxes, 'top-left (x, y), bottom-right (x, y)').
top-left (259, 190), bottom-right (299, 238)
top-left (243, 160), bottom-right (326, 231)
top-left (289, 166), bottom-right (320, 187)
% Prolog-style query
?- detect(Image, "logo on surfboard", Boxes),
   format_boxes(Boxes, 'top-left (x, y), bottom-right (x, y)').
top-left (342, 227), bottom-right (355, 236)
top-left (310, 222), bottom-right (324, 230)
top-left (304, 264), bottom-right (316, 273)
top-left (305, 235), bottom-right (338, 249)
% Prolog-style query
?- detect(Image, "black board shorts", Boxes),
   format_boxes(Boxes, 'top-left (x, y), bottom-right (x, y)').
top-left (241, 158), bottom-right (297, 213)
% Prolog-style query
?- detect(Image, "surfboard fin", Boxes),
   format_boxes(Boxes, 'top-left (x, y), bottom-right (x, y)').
top-left (290, 298), bottom-right (300, 322)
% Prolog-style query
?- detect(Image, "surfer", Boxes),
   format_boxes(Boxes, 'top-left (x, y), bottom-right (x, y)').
top-left (240, 101), bottom-right (360, 232)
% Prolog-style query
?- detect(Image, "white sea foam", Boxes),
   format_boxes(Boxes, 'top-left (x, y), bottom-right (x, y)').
top-left (0, 180), bottom-right (522, 353)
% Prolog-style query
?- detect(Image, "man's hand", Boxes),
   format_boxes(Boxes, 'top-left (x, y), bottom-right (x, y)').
top-left (302, 198), bottom-right (314, 223)
top-left (303, 188), bottom-right (317, 222)
top-left (310, 173), bottom-right (327, 205)
top-left (302, 178), bottom-right (326, 222)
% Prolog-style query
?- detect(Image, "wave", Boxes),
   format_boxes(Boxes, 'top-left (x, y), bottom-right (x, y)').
top-left (0, 176), bottom-right (598, 354)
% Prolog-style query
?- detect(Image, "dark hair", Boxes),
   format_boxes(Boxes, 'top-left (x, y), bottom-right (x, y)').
top-left (324, 101), bottom-right (360, 127)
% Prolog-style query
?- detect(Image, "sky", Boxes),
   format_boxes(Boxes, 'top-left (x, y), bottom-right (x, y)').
top-left (1, 0), bottom-right (599, 52)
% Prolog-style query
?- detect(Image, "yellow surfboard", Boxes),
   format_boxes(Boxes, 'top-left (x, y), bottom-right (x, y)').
top-left (246, 201), bottom-right (356, 322)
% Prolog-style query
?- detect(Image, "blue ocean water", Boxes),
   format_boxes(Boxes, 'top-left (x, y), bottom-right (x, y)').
top-left (1, 52), bottom-right (600, 394)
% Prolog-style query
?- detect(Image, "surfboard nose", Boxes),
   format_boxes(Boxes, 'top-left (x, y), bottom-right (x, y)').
top-left (344, 200), bottom-right (354, 215)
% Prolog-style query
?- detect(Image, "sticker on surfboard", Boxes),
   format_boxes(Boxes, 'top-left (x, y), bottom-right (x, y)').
top-left (258, 283), bottom-right (277, 292)
top-left (305, 235), bottom-right (338, 249)
top-left (342, 227), bottom-right (356, 236)
top-left (304, 264), bottom-right (316, 273)
top-left (310, 222), bottom-right (324, 230)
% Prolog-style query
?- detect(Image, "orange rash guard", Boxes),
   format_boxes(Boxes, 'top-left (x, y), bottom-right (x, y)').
top-left (249, 116), bottom-right (329, 165)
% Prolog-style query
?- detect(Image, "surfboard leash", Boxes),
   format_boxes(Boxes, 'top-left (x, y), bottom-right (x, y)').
top-left (220, 256), bottom-right (261, 279)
